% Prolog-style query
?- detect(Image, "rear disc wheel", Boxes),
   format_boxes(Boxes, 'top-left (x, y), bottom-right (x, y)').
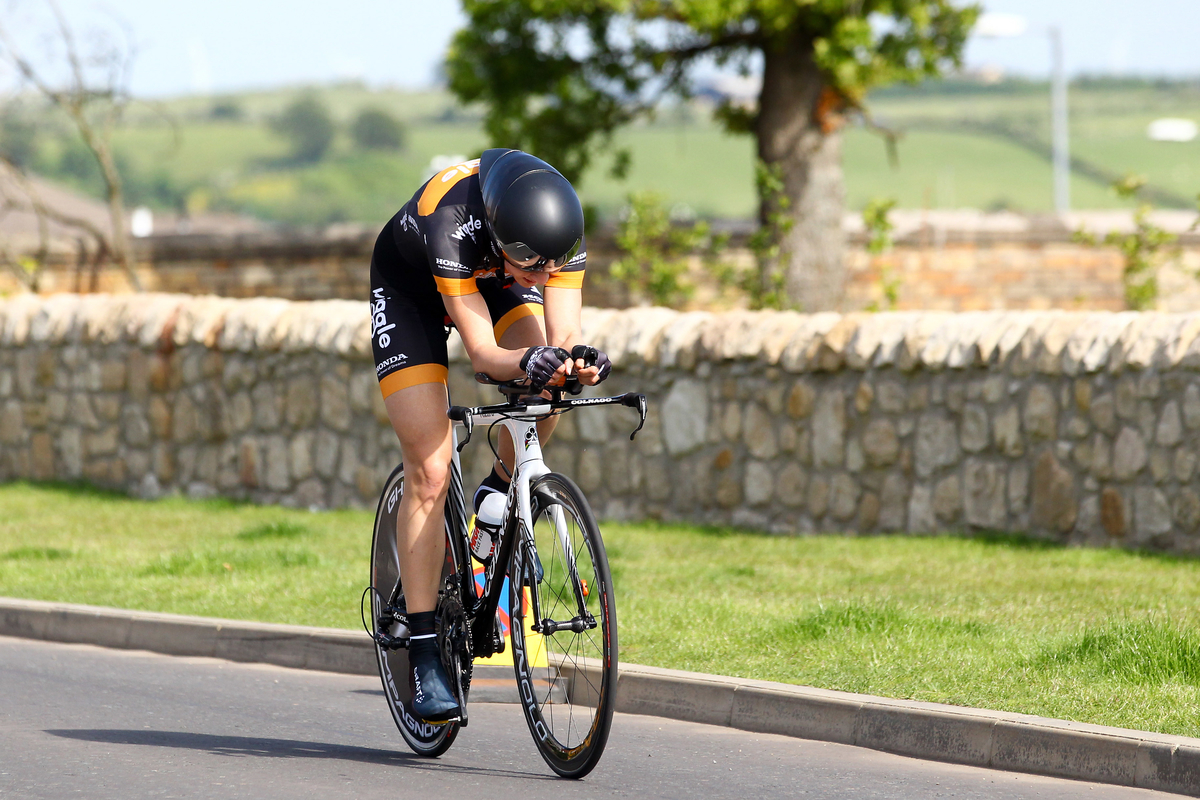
top-left (369, 463), bottom-right (459, 757)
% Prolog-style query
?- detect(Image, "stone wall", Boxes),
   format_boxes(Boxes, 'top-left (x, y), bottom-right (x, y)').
top-left (7, 215), bottom-right (1200, 312)
top-left (4, 295), bottom-right (1200, 554)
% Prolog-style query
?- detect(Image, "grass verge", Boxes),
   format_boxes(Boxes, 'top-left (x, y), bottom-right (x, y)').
top-left (2, 482), bottom-right (1199, 736)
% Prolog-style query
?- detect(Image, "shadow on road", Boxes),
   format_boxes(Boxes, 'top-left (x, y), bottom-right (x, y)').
top-left (46, 729), bottom-right (417, 764)
top-left (44, 729), bottom-right (556, 781)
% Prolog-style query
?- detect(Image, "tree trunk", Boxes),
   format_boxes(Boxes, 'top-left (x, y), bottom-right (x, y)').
top-left (93, 137), bottom-right (141, 292)
top-left (756, 33), bottom-right (845, 312)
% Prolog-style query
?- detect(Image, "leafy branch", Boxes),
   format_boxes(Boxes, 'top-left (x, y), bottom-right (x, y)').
top-left (862, 197), bottom-right (901, 311)
top-left (863, 196), bottom-right (898, 255)
top-left (734, 160), bottom-right (794, 310)
top-left (1072, 175), bottom-right (1177, 311)
top-left (609, 191), bottom-right (727, 308)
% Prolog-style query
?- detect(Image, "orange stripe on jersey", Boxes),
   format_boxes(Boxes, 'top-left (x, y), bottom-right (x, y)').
top-left (493, 302), bottom-right (544, 342)
top-left (546, 269), bottom-right (585, 290)
top-left (379, 364), bottom-right (448, 399)
top-left (418, 159), bottom-right (481, 216)
top-left (434, 275), bottom-right (479, 296)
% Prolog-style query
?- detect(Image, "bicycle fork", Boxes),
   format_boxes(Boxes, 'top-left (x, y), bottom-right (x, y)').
top-left (521, 491), bottom-right (597, 637)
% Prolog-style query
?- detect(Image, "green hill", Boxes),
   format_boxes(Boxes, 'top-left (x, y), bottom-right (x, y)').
top-left (7, 77), bottom-right (1200, 228)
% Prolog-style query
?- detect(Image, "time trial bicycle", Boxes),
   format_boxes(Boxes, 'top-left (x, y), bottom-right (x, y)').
top-left (364, 371), bottom-right (646, 778)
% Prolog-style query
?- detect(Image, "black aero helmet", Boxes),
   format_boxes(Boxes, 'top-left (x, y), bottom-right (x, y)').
top-left (479, 148), bottom-right (583, 270)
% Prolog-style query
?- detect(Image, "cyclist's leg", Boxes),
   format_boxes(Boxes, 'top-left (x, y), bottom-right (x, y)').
top-left (371, 264), bottom-right (460, 721)
top-left (383, 383), bottom-right (452, 615)
top-left (383, 383), bottom-right (461, 721)
top-left (371, 262), bottom-right (453, 614)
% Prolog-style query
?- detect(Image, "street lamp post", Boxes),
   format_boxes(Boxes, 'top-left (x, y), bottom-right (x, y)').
top-left (974, 13), bottom-right (1071, 215)
top-left (1048, 25), bottom-right (1070, 215)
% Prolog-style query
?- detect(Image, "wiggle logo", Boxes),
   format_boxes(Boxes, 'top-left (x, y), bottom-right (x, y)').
top-left (372, 287), bottom-right (395, 348)
top-left (439, 158), bottom-right (480, 183)
top-left (450, 215), bottom-right (483, 243)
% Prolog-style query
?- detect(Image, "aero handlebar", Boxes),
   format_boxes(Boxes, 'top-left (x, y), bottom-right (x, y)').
top-left (447, 383), bottom-right (647, 451)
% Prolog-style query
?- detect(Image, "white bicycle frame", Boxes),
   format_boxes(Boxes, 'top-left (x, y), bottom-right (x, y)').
top-left (447, 384), bottom-right (644, 634)
top-left (453, 400), bottom-right (576, 595)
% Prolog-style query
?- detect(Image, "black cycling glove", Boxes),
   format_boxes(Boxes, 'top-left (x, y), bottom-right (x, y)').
top-left (520, 346), bottom-right (571, 386)
top-left (570, 344), bottom-right (612, 383)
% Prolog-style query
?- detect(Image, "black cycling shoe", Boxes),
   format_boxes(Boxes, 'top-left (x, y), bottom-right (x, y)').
top-left (409, 650), bottom-right (461, 723)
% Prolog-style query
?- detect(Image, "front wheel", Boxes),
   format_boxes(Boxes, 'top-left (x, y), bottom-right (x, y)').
top-left (510, 473), bottom-right (617, 779)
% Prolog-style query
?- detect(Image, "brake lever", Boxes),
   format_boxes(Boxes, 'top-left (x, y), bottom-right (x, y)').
top-left (447, 406), bottom-right (474, 452)
top-left (620, 393), bottom-right (647, 440)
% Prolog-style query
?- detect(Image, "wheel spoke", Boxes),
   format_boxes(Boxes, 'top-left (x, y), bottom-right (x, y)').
top-left (512, 473), bottom-right (616, 777)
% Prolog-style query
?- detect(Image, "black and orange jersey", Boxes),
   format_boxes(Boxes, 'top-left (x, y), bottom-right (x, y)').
top-left (380, 157), bottom-right (587, 300)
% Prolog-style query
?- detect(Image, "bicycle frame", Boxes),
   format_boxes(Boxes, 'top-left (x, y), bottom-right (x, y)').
top-left (448, 390), bottom-right (646, 657)
top-left (368, 380), bottom-right (641, 768)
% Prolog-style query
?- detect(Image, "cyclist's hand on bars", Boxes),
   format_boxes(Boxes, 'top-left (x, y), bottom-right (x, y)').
top-left (570, 345), bottom-right (612, 386)
top-left (521, 345), bottom-right (572, 387)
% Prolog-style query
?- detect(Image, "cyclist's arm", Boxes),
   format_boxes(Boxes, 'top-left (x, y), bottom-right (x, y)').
top-left (426, 204), bottom-right (528, 381)
top-left (544, 285), bottom-right (604, 384)
top-left (444, 292), bottom-right (526, 380)
top-left (543, 285), bottom-right (583, 351)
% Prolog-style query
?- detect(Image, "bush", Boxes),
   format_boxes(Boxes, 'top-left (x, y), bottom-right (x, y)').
top-left (271, 94), bottom-right (336, 164)
top-left (0, 106), bottom-right (38, 169)
top-left (56, 137), bottom-right (103, 190)
top-left (350, 107), bottom-right (405, 151)
top-left (611, 191), bottom-right (725, 308)
top-left (209, 98), bottom-right (244, 121)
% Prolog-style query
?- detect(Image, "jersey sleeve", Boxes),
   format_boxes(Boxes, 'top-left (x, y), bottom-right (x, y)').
top-left (425, 205), bottom-right (488, 296)
top-left (545, 234), bottom-right (587, 290)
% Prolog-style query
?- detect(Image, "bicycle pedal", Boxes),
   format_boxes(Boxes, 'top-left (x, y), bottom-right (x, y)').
top-left (416, 711), bottom-right (461, 726)
top-left (372, 632), bottom-right (409, 651)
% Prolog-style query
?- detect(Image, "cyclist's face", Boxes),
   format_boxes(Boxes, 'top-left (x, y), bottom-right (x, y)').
top-left (503, 258), bottom-right (559, 288)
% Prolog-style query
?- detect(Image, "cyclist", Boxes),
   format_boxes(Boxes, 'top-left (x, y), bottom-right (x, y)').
top-left (370, 148), bottom-right (612, 722)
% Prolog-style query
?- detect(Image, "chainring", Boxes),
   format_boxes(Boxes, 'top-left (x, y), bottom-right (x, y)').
top-left (436, 582), bottom-right (473, 699)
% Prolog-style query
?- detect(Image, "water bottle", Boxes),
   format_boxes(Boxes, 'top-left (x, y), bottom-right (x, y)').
top-left (470, 491), bottom-right (505, 564)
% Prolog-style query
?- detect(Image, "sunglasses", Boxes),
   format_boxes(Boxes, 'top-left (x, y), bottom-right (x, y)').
top-left (499, 237), bottom-right (582, 273)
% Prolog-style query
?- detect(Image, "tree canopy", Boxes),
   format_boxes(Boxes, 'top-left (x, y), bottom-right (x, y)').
top-left (446, 0), bottom-right (979, 185)
top-left (351, 107), bottom-right (406, 151)
top-left (271, 95), bottom-right (336, 164)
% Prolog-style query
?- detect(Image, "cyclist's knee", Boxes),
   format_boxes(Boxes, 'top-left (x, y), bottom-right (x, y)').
top-left (406, 458), bottom-right (451, 504)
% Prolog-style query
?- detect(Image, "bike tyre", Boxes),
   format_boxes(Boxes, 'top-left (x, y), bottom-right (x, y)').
top-left (509, 472), bottom-right (617, 779)
top-left (369, 462), bottom-right (459, 757)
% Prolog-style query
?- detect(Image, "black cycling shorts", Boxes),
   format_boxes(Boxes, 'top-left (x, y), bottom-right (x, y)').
top-left (370, 245), bottom-right (544, 401)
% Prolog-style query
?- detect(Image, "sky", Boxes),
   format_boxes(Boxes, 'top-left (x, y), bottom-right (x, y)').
top-left (2, 0), bottom-right (1199, 99)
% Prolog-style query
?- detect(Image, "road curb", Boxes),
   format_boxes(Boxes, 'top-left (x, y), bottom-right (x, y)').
top-left (3, 597), bottom-right (1198, 796)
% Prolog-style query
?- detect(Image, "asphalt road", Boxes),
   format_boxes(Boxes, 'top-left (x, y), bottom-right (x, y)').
top-left (0, 636), bottom-right (1179, 799)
